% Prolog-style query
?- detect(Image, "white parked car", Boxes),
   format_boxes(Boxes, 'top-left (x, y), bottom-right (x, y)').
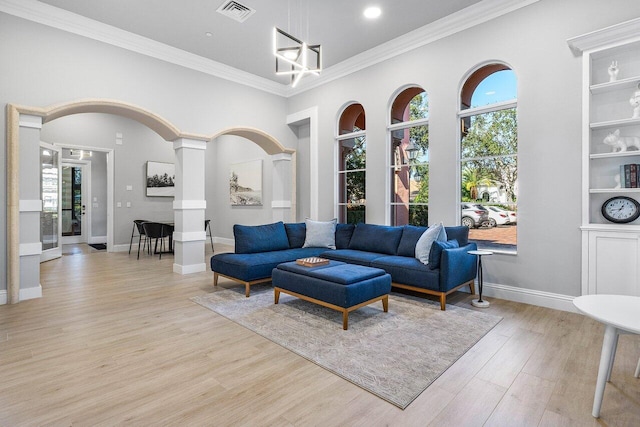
top-left (484, 205), bottom-right (517, 225)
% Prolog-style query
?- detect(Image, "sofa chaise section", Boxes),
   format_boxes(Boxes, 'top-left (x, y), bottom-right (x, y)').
top-left (211, 248), bottom-right (326, 297)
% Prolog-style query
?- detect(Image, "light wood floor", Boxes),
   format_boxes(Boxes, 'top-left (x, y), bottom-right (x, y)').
top-left (1, 245), bottom-right (639, 426)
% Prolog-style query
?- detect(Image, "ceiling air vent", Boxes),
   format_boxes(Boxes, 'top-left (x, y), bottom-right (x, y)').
top-left (216, 1), bottom-right (256, 23)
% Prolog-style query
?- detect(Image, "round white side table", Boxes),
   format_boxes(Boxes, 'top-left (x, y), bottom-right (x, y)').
top-left (573, 294), bottom-right (640, 418)
top-left (468, 250), bottom-right (493, 308)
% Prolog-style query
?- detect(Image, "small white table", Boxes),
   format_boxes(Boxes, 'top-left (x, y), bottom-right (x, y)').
top-left (573, 294), bottom-right (640, 418)
top-left (468, 250), bottom-right (493, 308)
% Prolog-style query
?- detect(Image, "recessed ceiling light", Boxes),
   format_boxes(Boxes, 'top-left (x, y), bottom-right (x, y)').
top-left (363, 6), bottom-right (381, 19)
top-left (205, 32), bottom-right (213, 37)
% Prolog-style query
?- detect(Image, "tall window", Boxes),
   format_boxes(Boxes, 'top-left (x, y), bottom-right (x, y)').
top-left (389, 87), bottom-right (429, 226)
top-left (459, 64), bottom-right (518, 252)
top-left (337, 103), bottom-right (366, 223)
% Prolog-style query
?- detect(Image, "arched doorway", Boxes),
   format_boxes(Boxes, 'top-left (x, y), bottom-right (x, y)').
top-left (7, 99), bottom-right (295, 304)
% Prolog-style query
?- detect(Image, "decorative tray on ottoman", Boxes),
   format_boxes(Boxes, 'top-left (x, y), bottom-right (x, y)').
top-left (295, 257), bottom-right (330, 267)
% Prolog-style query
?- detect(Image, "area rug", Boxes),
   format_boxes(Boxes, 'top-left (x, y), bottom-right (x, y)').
top-left (191, 285), bottom-right (502, 409)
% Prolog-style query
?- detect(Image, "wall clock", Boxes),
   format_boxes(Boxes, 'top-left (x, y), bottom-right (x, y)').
top-left (601, 196), bottom-right (640, 223)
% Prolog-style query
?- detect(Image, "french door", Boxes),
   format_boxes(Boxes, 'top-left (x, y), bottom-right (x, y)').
top-left (40, 142), bottom-right (62, 262)
top-left (61, 161), bottom-right (90, 245)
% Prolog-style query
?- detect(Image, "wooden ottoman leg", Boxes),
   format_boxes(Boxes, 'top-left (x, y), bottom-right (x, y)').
top-left (343, 310), bottom-right (349, 330)
top-left (382, 295), bottom-right (389, 312)
top-left (213, 272), bottom-right (219, 287)
top-left (274, 288), bottom-right (280, 304)
top-left (245, 283), bottom-right (250, 298)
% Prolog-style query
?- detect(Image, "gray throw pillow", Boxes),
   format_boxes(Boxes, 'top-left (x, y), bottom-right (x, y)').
top-left (303, 218), bottom-right (337, 249)
top-left (415, 222), bottom-right (447, 265)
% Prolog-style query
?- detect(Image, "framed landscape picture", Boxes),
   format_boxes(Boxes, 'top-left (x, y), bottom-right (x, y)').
top-left (230, 160), bottom-right (262, 206)
top-left (146, 161), bottom-right (175, 197)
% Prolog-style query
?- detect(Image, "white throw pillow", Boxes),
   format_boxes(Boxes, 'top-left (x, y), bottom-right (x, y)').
top-left (303, 218), bottom-right (337, 249)
top-left (415, 222), bottom-right (447, 265)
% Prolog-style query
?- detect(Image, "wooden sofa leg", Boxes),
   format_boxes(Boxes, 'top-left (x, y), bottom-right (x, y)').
top-left (245, 283), bottom-right (250, 297)
top-left (213, 272), bottom-right (218, 287)
top-left (440, 294), bottom-right (446, 311)
top-left (469, 279), bottom-right (476, 295)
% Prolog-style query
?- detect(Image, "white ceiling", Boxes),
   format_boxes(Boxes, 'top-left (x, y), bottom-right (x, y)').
top-left (37, 0), bottom-right (483, 85)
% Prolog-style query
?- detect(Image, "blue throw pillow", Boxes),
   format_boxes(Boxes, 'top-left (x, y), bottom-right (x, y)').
top-left (234, 221), bottom-right (290, 254)
top-left (428, 239), bottom-right (459, 270)
top-left (285, 223), bottom-right (306, 248)
top-left (397, 225), bottom-right (428, 257)
top-left (348, 223), bottom-right (404, 255)
top-left (415, 222), bottom-right (447, 265)
top-left (303, 219), bottom-right (337, 249)
top-left (335, 223), bottom-right (355, 249)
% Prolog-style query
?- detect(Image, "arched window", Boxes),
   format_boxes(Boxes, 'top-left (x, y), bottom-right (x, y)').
top-left (337, 103), bottom-right (366, 223)
top-left (459, 64), bottom-right (518, 252)
top-left (389, 87), bottom-right (429, 226)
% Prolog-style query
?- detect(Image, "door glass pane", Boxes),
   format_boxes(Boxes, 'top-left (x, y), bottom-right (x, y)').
top-left (41, 148), bottom-right (59, 250)
top-left (62, 166), bottom-right (82, 237)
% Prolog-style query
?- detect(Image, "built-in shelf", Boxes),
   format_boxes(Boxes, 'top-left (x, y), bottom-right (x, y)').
top-left (591, 76), bottom-right (640, 94)
top-left (573, 17), bottom-right (640, 297)
top-left (590, 151), bottom-right (640, 159)
top-left (590, 117), bottom-right (640, 130)
top-left (590, 188), bottom-right (640, 193)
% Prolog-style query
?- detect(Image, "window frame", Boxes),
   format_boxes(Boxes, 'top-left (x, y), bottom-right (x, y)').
top-left (387, 88), bottom-right (430, 227)
top-left (458, 65), bottom-right (518, 254)
top-left (335, 128), bottom-right (366, 223)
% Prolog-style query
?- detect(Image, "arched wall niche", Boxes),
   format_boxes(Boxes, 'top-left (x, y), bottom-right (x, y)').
top-left (6, 98), bottom-right (295, 304)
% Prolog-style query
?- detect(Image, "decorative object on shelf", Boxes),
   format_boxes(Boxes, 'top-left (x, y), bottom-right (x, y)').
top-left (619, 163), bottom-right (640, 188)
top-left (631, 83), bottom-right (640, 119)
top-left (603, 129), bottom-right (640, 152)
top-left (601, 196), bottom-right (640, 223)
top-left (607, 60), bottom-right (619, 82)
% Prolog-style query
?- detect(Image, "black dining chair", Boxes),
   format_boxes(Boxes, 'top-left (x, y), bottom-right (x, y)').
top-left (141, 222), bottom-right (171, 259)
top-left (130, 219), bottom-right (150, 255)
top-left (205, 219), bottom-right (214, 253)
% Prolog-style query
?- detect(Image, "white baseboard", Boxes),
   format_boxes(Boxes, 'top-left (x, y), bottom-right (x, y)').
top-left (20, 284), bottom-right (43, 301)
top-left (173, 263), bottom-right (206, 274)
top-left (480, 281), bottom-right (577, 313)
top-left (112, 243), bottom-right (132, 253)
top-left (0, 285), bottom-right (43, 304)
top-left (214, 237), bottom-right (234, 246)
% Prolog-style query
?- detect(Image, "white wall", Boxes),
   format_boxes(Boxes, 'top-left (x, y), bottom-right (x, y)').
top-left (206, 135), bottom-right (276, 240)
top-left (286, 0), bottom-right (640, 299)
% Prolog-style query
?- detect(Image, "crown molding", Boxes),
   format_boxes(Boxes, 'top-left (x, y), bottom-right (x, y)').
top-left (0, 0), bottom-right (289, 97)
top-left (288, 0), bottom-right (540, 95)
top-left (567, 16), bottom-right (640, 54)
top-left (1, 0), bottom-right (539, 98)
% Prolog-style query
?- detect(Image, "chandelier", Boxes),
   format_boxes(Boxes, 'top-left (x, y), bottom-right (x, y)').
top-left (273, 27), bottom-right (321, 87)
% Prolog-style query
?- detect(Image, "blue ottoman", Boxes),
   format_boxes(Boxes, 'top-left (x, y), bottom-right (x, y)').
top-left (272, 260), bottom-right (392, 330)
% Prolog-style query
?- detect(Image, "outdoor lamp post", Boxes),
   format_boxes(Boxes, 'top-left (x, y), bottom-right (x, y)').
top-left (405, 141), bottom-right (420, 163)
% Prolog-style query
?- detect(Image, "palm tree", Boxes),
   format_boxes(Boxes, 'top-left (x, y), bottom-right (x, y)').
top-left (462, 167), bottom-right (492, 201)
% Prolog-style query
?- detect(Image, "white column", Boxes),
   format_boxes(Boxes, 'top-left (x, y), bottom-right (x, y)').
top-left (18, 114), bottom-right (44, 301)
top-left (172, 138), bottom-right (207, 274)
top-left (272, 152), bottom-right (293, 223)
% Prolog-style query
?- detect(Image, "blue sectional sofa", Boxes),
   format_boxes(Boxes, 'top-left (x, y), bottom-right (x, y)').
top-left (210, 221), bottom-right (477, 310)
